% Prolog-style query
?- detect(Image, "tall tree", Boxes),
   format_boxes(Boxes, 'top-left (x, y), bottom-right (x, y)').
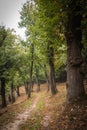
top-left (62, 0), bottom-right (85, 101)
top-left (28, 43), bottom-right (34, 98)
top-left (0, 26), bottom-right (26, 106)
top-left (0, 26), bottom-right (7, 107)
top-left (48, 42), bottom-right (57, 94)
top-left (35, 0), bottom-right (86, 101)
top-left (1, 78), bottom-right (6, 107)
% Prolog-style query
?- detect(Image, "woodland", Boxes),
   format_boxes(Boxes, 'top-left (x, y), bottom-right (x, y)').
top-left (0, 0), bottom-right (87, 130)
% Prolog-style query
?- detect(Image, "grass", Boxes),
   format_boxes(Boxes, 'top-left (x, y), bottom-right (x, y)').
top-left (19, 93), bottom-right (45, 130)
top-left (19, 84), bottom-right (66, 130)
top-left (0, 83), bottom-right (87, 130)
top-left (0, 93), bottom-right (37, 129)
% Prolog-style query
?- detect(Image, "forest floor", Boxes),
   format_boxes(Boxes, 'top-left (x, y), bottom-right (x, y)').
top-left (0, 83), bottom-right (87, 130)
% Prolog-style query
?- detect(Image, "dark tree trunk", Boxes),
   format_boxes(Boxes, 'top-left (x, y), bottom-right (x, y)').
top-left (1, 78), bottom-right (7, 108)
top-left (44, 64), bottom-right (50, 92)
top-left (35, 67), bottom-right (40, 92)
top-left (36, 77), bottom-right (40, 92)
top-left (16, 86), bottom-right (20, 96)
top-left (31, 81), bottom-right (34, 92)
top-left (24, 82), bottom-right (28, 94)
top-left (11, 81), bottom-right (15, 103)
top-left (8, 94), bottom-right (11, 102)
top-left (48, 42), bottom-right (57, 95)
top-left (28, 43), bottom-right (34, 98)
top-left (65, 2), bottom-right (85, 102)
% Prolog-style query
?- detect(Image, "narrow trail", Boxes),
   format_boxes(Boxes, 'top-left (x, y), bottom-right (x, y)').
top-left (1, 96), bottom-right (40, 130)
top-left (41, 96), bottom-right (51, 130)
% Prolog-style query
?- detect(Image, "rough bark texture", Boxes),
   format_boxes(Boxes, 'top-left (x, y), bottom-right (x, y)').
top-left (48, 42), bottom-right (57, 95)
top-left (65, 2), bottom-right (85, 102)
top-left (1, 78), bottom-right (7, 108)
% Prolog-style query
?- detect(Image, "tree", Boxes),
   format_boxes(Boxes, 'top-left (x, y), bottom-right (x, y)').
top-left (34, 0), bottom-right (86, 102)
top-left (62, 0), bottom-right (85, 102)
top-left (47, 41), bottom-right (57, 94)
top-left (0, 26), bottom-right (27, 106)
top-left (0, 26), bottom-right (7, 47)
top-left (27, 43), bottom-right (34, 98)
top-left (1, 78), bottom-right (6, 107)
top-left (19, 0), bottom-right (59, 95)
top-left (43, 64), bottom-right (50, 92)
top-left (0, 26), bottom-right (7, 107)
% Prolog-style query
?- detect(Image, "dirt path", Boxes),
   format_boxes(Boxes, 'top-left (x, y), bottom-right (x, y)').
top-left (41, 96), bottom-right (51, 130)
top-left (1, 96), bottom-right (40, 130)
top-left (1, 83), bottom-right (86, 130)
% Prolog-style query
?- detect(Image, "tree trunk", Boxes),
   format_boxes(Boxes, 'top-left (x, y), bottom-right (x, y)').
top-left (24, 82), bottom-right (28, 94)
top-left (35, 68), bottom-right (40, 92)
top-left (16, 86), bottom-right (20, 96)
top-left (31, 81), bottom-right (34, 92)
top-left (11, 81), bottom-right (15, 103)
top-left (8, 94), bottom-right (11, 102)
top-left (44, 64), bottom-right (50, 92)
top-left (48, 42), bottom-right (57, 95)
top-left (1, 78), bottom-right (7, 108)
top-left (36, 77), bottom-right (40, 92)
top-left (28, 43), bottom-right (34, 98)
top-left (65, 3), bottom-right (85, 102)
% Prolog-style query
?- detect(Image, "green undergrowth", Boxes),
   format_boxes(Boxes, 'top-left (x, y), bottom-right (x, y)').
top-left (19, 93), bottom-right (45, 130)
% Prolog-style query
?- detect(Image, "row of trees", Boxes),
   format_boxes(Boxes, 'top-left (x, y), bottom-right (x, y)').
top-left (19, 0), bottom-right (87, 102)
top-left (19, 0), bottom-right (67, 96)
top-left (0, 26), bottom-right (25, 107)
top-left (0, 24), bottom-right (65, 107)
top-left (0, 0), bottom-right (87, 107)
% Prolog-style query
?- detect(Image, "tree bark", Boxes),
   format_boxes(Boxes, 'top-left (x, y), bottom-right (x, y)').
top-left (48, 42), bottom-right (57, 95)
top-left (65, 2), bottom-right (85, 102)
top-left (28, 43), bottom-right (34, 98)
top-left (11, 81), bottom-right (15, 103)
top-left (31, 81), bottom-right (34, 92)
top-left (1, 78), bottom-right (7, 108)
top-left (44, 64), bottom-right (50, 92)
top-left (8, 94), bottom-right (11, 102)
top-left (24, 82), bottom-right (28, 94)
top-left (36, 77), bottom-right (40, 92)
top-left (35, 67), bottom-right (40, 92)
top-left (16, 86), bottom-right (20, 96)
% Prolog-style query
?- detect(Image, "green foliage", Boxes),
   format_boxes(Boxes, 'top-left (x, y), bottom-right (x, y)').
top-left (0, 26), bottom-right (7, 47)
top-left (19, 0), bottom-right (67, 84)
top-left (0, 26), bottom-right (31, 96)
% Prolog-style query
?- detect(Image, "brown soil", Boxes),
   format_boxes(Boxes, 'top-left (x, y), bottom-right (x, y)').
top-left (41, 83), bottom-right (87, 130)
top-left (0, 83), bottom-right (87, 130)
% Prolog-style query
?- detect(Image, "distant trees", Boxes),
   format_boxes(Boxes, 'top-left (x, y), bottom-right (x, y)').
top-left (1, 0), bottom-right (86, 106)
top-left (0, 26), bottom-right (28, 107)
top-left (19, 0), bottom-right (87, 102)
top-left (19, 0), bottom-right (66, 96)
